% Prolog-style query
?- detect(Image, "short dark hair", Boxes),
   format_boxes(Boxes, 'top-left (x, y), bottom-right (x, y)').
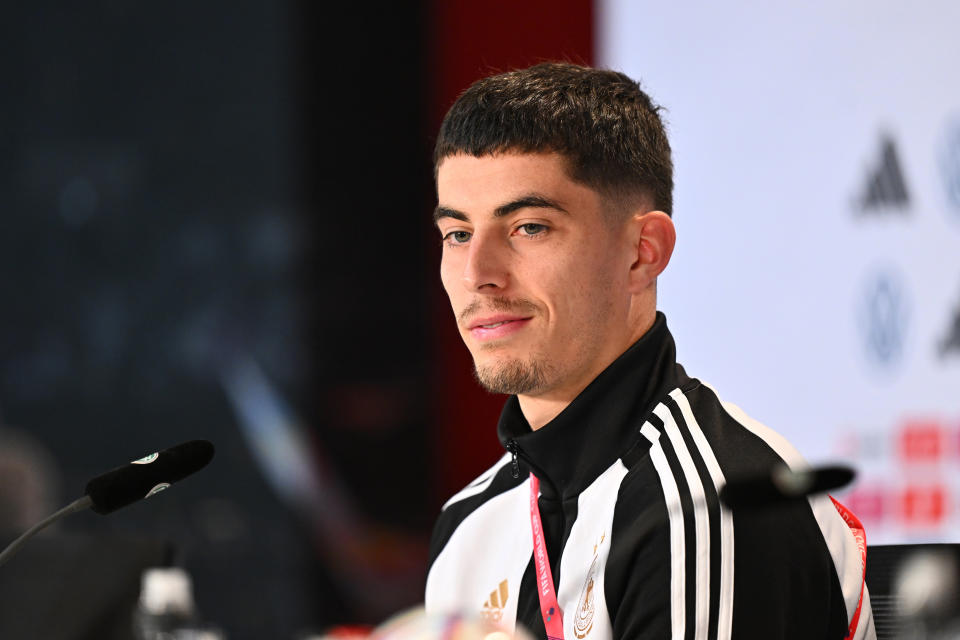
top-left (434, 62), bottom-right (673, 216)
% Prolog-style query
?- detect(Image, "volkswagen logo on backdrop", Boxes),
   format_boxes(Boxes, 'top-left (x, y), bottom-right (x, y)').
top-left (859, 268), bottom-right (910, 371)
top-left (940, 116), bottom-right (960, 216)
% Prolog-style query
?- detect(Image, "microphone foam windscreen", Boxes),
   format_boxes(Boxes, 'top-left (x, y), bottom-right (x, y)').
top-left (719, 464), bottom-right (855, 510)
top-left (85, 440), bottom-right (215, 515)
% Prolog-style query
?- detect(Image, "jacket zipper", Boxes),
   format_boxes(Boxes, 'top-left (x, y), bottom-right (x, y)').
top-left (506, 440), bottom-right (555, 493)
top-left (507, 439), bottom-right (521, 479)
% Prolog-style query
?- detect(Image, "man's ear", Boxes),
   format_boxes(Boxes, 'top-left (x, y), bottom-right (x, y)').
top-left (627, 211), bottom-right (676, 292)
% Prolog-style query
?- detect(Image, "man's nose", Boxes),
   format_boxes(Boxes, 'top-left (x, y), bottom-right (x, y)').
top-left (462, 233), bottom-right (509, 291)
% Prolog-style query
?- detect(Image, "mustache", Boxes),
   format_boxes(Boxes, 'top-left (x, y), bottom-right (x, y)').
top-left (458, 297), bottom-right (539, 326)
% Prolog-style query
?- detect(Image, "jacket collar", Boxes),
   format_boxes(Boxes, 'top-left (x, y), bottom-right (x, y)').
top-left (496, 312), bottom-right (682, 500)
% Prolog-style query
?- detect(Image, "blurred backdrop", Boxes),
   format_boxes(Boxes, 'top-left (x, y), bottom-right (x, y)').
top-left (0, 1), bottom-right (958, 638)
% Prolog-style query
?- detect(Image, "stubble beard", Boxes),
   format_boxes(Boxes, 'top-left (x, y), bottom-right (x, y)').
top-left (473, 352), bottom-right (551, 395)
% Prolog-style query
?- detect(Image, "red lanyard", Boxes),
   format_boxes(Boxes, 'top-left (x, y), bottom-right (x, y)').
top-left (830, 497), bottom-right (867, 640)
top-left (529, 473), bottom-right (564, 640)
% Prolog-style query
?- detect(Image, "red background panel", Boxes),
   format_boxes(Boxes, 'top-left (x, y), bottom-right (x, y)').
top-left (899, 419), bottom-right (944, 463)
top-left (899, 485), bottom-right (948, 526)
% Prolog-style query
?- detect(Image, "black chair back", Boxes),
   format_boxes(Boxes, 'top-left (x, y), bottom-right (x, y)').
top-left (866, 543), bottom-right (960, 639)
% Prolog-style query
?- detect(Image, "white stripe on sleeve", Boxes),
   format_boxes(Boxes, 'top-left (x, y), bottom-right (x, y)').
top-left (641, 422), bottom-right (686, 640)
top-left (654, 403), bottom-right (711, 640)
top-left (669, 389), bottom-right (736, 640)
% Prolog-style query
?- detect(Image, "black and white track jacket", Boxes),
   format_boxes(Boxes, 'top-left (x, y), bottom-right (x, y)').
top-left (425, 313), bottom-right (875, 640)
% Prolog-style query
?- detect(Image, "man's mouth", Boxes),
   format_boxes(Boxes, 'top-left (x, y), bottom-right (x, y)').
top-left (467, 315), bottom-right (533, 340)
top-left (468, 314), bottom-right (528, 329)
top-left (476, 320), bottom-right (509, 329)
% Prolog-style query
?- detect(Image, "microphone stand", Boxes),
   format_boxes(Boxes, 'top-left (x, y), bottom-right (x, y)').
top-left (0, 496), bottom-right (92, 568)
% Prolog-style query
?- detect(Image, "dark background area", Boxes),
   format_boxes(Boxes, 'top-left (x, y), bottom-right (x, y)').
top-left (0, 1), bottom-right (591, 637)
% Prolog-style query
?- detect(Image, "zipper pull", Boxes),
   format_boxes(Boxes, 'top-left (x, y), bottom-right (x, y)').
top-left (507, 440), bottom-right (520, 479)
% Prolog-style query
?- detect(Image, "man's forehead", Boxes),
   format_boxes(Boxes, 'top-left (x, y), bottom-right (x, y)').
top-left (436, 150), bottom-right (572, 184)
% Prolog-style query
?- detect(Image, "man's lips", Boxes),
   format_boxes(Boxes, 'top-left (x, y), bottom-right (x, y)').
top-left (466, 314), bottom-right (533, 340)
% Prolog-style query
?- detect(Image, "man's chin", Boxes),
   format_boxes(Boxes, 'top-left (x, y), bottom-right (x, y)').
top-left (472, 356), bottom-right (548, 396)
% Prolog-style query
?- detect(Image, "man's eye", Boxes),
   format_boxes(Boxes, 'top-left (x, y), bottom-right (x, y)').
top-left (443, 230), bottom-right (472, 244)
top-left (518, 223), bottom-right (547, 236)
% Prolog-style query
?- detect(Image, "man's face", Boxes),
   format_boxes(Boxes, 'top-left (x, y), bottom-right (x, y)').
top-left (435, 152), bottom-right (637, 400)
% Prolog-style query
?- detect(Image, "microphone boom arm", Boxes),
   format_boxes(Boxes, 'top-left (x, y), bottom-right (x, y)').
top-left (0, 496), bottom-right (92, 568)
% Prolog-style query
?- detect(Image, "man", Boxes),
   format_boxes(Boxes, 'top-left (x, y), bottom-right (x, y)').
top-left (424, 63), bottom-right (873, 640)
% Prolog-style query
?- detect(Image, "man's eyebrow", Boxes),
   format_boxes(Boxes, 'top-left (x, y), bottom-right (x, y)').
top-left (433, 206), bottom-right (467, 225)
top-left (433, 194), bottom-right (569, 226)
top-left (494, 194), bottom-right (569, 218)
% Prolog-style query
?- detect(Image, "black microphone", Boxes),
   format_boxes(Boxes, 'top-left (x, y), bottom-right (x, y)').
top-left (0, 440), bottom-right (214, 568)
top-left (719, 463), bottom-right (855, 510)
top-left (85, 440), bottom-right (215, 515)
